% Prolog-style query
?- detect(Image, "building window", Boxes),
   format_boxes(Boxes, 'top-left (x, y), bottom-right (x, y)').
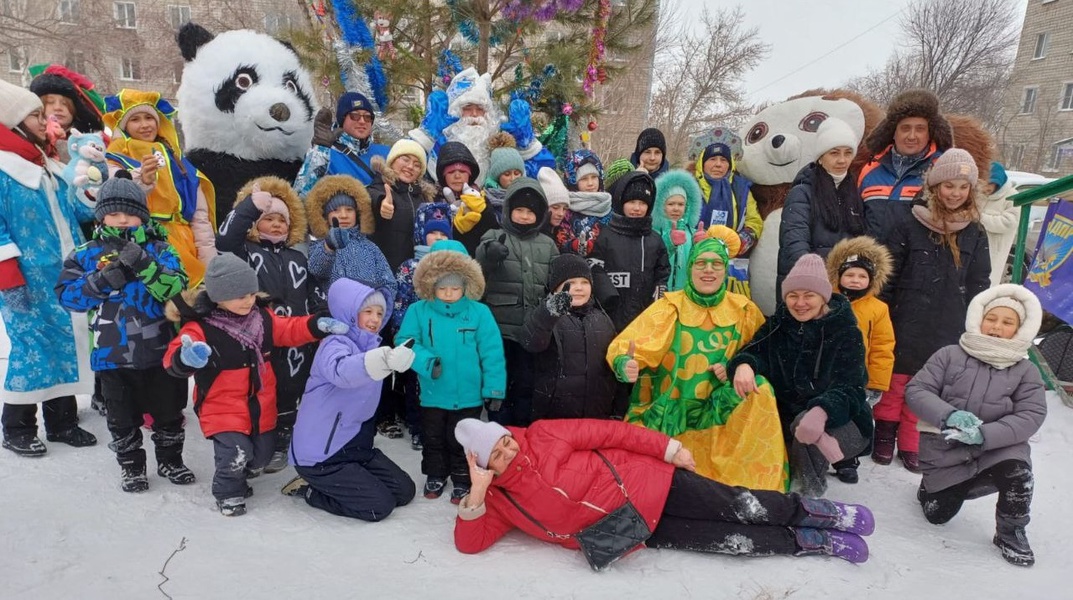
top-left (1061, 83), bottom-right (1073, 111)
top-left (65, 52), bottom-right (86, 74)
top-left (1045, 139), bottom-right (1073, 173)
top-left (114, 1), bottom-right (136, 29)
top-left (1021, 87), bottom-right (1038, 114)
top-left (264, 14), bottom-right (292, 35)
top-left (120, 57), bottom-right (142, 80)
top-left (167, 5), bottom-right (190, 29)
top-left (1009, 144), bottom-right (1026, 170)
top-left (58, 0), bottom-right (79, 23)
top-left (8, 50), bottom-right (23, 73)
top-left (1033, 33), bottom-right (1049, 59)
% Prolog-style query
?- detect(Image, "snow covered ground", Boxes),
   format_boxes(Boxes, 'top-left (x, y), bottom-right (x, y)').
top-left (2, 393), bottom-right (1069, 599)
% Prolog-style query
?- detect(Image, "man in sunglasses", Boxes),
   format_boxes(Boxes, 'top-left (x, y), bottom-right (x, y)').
top-left (294, 92), bottom-right (389, 194)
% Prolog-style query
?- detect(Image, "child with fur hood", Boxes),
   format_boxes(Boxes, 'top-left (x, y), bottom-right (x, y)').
top-left (477, 178), bottom-right (559, 426)
top-left (825, 236), bottom-right (895, 484)
top-left (653, 169), bottom-right (703, 291)
top-left (562, 149), bottom-right (612, 257)
top-left (56, 171), bottom-right (190, 491)
top-left (163, 254), bottom-right (345, 516)
top-left (216, 176), bottom-right (323, 473)
top-left (397, 240), bottom-right (506, 504)
top-left (906, 284), bottom-right (1047, 567)
top-left (282, 278), bottom-right (416, 521)
top-left (306, 175), bottom-right (397, 301)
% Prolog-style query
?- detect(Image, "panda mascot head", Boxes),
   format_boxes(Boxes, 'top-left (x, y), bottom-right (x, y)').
top-left (176, 23), bottom-right (317, 221)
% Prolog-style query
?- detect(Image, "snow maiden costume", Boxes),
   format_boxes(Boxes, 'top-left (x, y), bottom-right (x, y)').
top-left (0, 80), bottom-right (96, 454)
top-left (606, 235), bottom-right (788, 491)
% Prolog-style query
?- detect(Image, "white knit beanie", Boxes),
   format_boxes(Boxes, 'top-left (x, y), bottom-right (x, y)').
top-left (814, 118), bottom-right (861, 160)
top-left (454, 418), bottom-right (510, 469)
top-left (537, 167), bottom-right (570, 207)
top-left (0, 79), bottom-right (43, 129)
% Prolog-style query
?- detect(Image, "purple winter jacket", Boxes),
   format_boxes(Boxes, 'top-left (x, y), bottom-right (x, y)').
top-left (290, 278), bottom-right (393, 467)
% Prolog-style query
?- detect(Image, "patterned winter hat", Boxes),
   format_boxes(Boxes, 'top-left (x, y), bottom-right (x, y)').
top-left (564, 149), bottom-right (605, 190)
top-left (414, 202), bottom-right (453, 244)
top-left (604, 158), bottom-right (637, 190)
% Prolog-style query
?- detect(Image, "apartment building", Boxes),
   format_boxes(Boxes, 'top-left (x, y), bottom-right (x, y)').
top-left (1000, 0), bottom-right (1073, 176)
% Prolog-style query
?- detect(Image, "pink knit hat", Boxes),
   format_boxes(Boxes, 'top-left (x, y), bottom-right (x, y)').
top-left (926, 148), bottom-right (978, 187)
top-left (782, 254), bottom-right (832, 302)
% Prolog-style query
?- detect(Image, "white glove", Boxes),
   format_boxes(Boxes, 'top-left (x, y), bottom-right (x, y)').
top-left (363, 347), bottom-right (393, 381)
top-left (387, 345), bottom-right (415, 372)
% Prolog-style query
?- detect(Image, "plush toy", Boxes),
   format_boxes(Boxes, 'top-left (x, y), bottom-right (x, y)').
top-left (175, 22), bottom-right (318, 223)
top-left (61, 132), bottom-right (109, 202)
top-left (374, 11), bottom-right (396, 61)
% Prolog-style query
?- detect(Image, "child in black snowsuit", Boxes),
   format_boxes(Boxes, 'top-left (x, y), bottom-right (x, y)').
top-left (216, 176), bottom-right (323, 473)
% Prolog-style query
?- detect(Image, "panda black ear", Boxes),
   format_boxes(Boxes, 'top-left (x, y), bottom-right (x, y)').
top-left (277, 40), bottom-right (299, 57)
top-left (177, 22), bottom-right (214, 62)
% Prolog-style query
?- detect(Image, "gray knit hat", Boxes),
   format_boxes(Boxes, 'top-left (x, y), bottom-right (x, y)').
top-left (95, 170), bottom-right (150, 223)
top-left (204, 253), bottom-right (259, 302)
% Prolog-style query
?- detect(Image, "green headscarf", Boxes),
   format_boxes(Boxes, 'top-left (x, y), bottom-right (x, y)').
top-left (684, 236), bottom-right (730, 308)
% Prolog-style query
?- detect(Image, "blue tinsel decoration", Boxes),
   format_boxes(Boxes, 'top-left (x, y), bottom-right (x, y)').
top-left (330, 0), bottom-right (389, 110)
top-left (437, 49), bottom-right (463, 86)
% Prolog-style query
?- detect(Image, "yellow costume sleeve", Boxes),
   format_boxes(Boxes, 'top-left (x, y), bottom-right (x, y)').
top-left (743, 189), bottom-right (763, 238)
top-left (606, 298), bottom-right (678, 376)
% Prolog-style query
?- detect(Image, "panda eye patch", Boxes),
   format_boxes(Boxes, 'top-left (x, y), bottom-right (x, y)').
top-left (214, 65), bottom-right (260, 113)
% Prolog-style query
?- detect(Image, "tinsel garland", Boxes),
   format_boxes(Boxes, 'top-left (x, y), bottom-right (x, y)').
top-left (503, 0), bottom-right (584, 22)
top-left (333, 39), bottom-right (404, 143)
top-left (539, 113), bottom-right (570, 170)
top-left (437, 49), bottom-right (463, 86)
top-left (583, 0), bottom-right (611, 97)
top-left (330, 0), bottom-right (390, 111)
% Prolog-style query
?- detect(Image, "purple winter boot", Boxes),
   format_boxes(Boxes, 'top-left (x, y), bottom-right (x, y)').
top-left (798, 497), bottom-right (876, 536)
top-left (793, 527), bottom-right (869, 564)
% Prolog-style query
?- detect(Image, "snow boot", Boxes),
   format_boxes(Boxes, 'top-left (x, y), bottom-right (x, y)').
top-left (265, 429), bottom-right (291, 474)
top-left (994, 512), bottom-right (1034, 567)
top-left (46, 425), bottom-right (97, 447)
top-left (898, 451), bottom-right (921, 473)
top-left (798, 498), bottom-right (875, 536)
top-left (119, 451), bottom-right (149, 493)
top-left (793, 527), bottom-right (869, 563)
top-left (281, 476), bottom-right (309, 497)
top-left (378, 419), bottom-right (404, 439)
top-left (450, 484), bottom-right (470, 505)
top-left (157, 461), bottom-right (196, 485)
top-left (871, 420), bottom-right (897, 465)
top-left (217, 497), bottom-right (247, 517)
top-left (423, 476), bottom-right (446, 499)
top-left (154, 429), bottom-right (195, 484)
top-left (2, 434), bottom-right (47, 457)
top-left (832, 457), bottom-right (859, 484)
top-left (90, 394), bottom-right (107, 417)
top-left (411, 433), bottom-right (423, 451)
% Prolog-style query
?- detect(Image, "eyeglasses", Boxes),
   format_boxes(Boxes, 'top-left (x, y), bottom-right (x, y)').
top-left (691, 258), bottom-right (726, 271)
top-left (347, 112), bottom-right (374, 123)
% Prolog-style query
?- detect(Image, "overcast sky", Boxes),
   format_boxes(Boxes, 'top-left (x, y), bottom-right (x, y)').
top-left (665, 0), bottom-right (1030, 104)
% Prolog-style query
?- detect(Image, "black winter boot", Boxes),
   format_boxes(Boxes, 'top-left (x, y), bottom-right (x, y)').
top-left (994, 513), bottom-right (1034, 567)
top-left (46, 426), bottom-right (97, 447)
top-left (154, 428), bottom-right (195, 484)
top-left (264, 428), bottom-right (291, 474)
top-left (119, 450), bottom-right (149, 493)
top-left (2, 434), bottom-right (47, 457)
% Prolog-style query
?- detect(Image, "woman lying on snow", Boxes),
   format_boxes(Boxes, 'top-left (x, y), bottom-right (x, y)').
top-left (451, 418), bottom-right (876, 567)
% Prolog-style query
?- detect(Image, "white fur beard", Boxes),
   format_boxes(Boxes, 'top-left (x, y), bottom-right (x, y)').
top-left (443, 117), bottom-right (499, 178)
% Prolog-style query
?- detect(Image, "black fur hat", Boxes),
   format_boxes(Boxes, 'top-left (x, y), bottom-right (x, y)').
top-left (865, 89), bottom-right (953, 155)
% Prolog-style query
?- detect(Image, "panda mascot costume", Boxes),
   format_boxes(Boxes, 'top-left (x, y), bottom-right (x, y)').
top-left (176, 23), bottom-right (318, 223)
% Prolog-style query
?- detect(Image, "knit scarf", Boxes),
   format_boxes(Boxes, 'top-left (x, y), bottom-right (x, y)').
top-left (568, 191), bottom-right (612, 217)
top-left (699, 174), bottom-right (737, 230)
top-left (910, 205), bottom-right (973, 235)
top-left (958, 332), bottom-right (1030, 370)
top-left (608, 213), bottom-right (652, 237)
top-left (811, 164), bottom-right (864, 235)
top-left (205, 307), bottom-right (266, 369)
top-left (0, 124), bottom-right (45, 166)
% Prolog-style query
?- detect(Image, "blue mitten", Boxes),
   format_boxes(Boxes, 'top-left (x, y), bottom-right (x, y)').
top-left (945, 410), bottom-right (983, 431)
top-left (326, 217), bottom-right (349, 251)
top-left (179, 334), bottom-right (211, 368)
top-left (944, 426), bottom-right (983, 445)
top-left (420, 90), bottom-right (457, 139)
top-left (501, 99), bottom-right (535, 149)
top-left (317, 317), bottom-right (349, 335)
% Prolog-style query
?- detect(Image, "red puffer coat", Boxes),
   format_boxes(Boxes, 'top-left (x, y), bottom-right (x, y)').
top-left (163, 297), bottom-right (324, 438)
top-left (454, 419), bottom-right (678, 555)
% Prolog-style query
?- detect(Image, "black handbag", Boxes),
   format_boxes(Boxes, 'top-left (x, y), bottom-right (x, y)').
top-left (501, 451), bottom-right (652, 571)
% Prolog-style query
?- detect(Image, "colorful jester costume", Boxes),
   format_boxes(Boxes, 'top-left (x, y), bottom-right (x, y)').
top-left (607, 235), bottom-right (788, 490)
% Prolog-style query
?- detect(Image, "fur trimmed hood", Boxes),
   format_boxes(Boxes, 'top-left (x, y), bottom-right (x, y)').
top-left (825, 236), bottom-right (892, 297)
top-left (305, 175), bottom-right (374, 238)
top-left (653, 169), bottom-right (702, 231)
top-left (413, 240), bottom-right (485, 301)
top-left (370, 155), bottom-right (438, 202)
top-left (965, 284), bottom-right (1042, 344)
top-left (865, 89), bottom-right (953, 155)
top-left (236, 175), bottom-right (307, 247)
